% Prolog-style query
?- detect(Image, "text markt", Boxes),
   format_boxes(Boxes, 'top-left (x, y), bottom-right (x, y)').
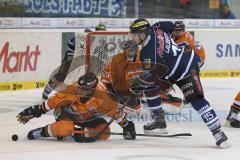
top-left (0, 42), bottom-right (41, 73)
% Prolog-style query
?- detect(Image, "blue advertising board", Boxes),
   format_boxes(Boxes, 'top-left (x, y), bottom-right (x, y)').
top-left (24, 0), bottom-right (126, 17)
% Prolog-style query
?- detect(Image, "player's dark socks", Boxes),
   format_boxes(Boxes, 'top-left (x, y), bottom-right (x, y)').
top-left (191, 98), bottom-right (221, 134)
top-left (27, 126), bottom-right (50, 140)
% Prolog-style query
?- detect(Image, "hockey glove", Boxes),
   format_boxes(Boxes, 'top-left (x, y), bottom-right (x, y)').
top-left (17, 104), bottom-right (45, 124)
top-left (123, 121), bottom-right (136, 140)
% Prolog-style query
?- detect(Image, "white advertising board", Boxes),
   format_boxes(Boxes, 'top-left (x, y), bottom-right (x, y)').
top-left (0, 32), bottom-right (62, 91)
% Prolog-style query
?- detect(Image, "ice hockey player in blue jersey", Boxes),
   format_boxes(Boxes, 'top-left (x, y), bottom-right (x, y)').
top-left (128, 18), bottom-right (230, 149)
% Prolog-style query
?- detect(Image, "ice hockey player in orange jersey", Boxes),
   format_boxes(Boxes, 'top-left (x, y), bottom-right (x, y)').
top-left (103, 40), bottom-right (142, 96)
top-left (226, 92), bottom-right (240, 128)
top-left (17, 73), bottom-right (136, 142)
top-left (172, 21), bottom-right (206, 68)
top-left (102, 40), bottom-right (143, 113)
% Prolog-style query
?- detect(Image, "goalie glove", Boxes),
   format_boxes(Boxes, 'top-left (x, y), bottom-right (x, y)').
top-left (17, 104), bottom-right (46, 124)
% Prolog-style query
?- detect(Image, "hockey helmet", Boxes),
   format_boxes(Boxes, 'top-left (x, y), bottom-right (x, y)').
top-left (95, 24), bottom-right (106, 31)
top-left (77, 72), bottom-right (98, 90)
top-left (174, 21), bottom-right (185, 31)
top-left (121, 40), bottom-right (138, 52)
top-left (130, 18), bottom-right (151, 34)
top-left (121, 40), bottom-right (138, 60)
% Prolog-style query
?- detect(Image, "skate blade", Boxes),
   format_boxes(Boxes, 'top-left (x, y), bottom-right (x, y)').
top-left (225, 121), bottom-right (231, 127)
top-left (144, 128), bottom-right (168, 135)
top-left (218, 141), bottom-right (231, 149)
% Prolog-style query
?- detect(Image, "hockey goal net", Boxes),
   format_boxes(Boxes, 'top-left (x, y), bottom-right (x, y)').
top-left (64, 31), bottom-right (129, 84)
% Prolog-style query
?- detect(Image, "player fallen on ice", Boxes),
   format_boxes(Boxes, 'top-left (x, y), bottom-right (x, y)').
top-left (226, 92), bottom-right (240, 128)
top-left (17, 73), bottom-right (136, 142)
top-left (128, 18), bottom-right (230, 148)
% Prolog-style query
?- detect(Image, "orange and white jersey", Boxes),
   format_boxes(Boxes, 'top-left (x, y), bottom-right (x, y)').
top-left (174, 31), bottom-right (206, 62)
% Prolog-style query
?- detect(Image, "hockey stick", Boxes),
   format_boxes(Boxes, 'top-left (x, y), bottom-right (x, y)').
top-left (110, 132), bottom-right (192, 137)
top-left (94, 85), bottom-right (130, 140)
top-left (94, 103), bottom-right (126, 140)
top-left (73, 130), bottom-right (192, 138)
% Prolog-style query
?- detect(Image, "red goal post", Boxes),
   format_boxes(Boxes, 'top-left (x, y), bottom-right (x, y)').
top-left (64, 31), bottom-right (129, 84)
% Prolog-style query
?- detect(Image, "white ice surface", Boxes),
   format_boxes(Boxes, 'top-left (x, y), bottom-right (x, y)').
top-left (0, 78), bottom-right (239, 160)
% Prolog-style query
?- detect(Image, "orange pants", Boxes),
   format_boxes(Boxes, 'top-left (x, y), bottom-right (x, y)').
top-left (49, 119), bottom-right (110, 140)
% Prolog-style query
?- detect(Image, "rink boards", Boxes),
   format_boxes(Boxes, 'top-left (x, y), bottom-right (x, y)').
top-left (0, 29), bottom-right (240, 91)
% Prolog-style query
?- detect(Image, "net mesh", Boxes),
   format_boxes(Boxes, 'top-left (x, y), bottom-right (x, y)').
top-left (64, 32), bottom-right (129, 84)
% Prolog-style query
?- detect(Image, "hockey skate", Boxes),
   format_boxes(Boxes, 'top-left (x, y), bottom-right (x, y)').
top-left (214, 131), bottom-right (231, 149)
top-left (226, 107), bottom-right (240, 128)
top-left (143, 110), bottom-right (168, 135)
top-left (27, 127), bottom-right (45, 140)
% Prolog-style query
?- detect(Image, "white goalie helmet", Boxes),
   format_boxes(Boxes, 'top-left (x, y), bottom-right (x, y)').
top-left (120, 40), bottom-right (138, 60)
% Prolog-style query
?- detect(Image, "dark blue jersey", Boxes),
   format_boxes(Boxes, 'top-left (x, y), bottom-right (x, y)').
top-left (140, 21), bottom-right (200, 82)
top-left (151, 21), bottom-right (174, 35)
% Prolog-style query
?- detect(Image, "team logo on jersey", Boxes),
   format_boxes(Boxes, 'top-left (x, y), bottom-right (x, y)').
top-left (88, 106), bottom-right (98, 114)
top-left (164, 32), bottom-right (171, 53)
top-left (143, 58), bottom-right (151, 69)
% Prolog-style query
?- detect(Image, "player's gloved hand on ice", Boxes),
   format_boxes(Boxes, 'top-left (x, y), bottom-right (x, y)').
top-left (73, 133), bottom-right (97, 143)
top-left (17, 104), bottom-right (45, 124)
top-left (123, 121), bottom-right (136, 140)
top-left (73, 126), bottom-right (97, 143)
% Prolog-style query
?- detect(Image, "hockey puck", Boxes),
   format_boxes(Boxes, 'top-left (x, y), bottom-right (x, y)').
top-left (12, 134), bottom-right (18, 141)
